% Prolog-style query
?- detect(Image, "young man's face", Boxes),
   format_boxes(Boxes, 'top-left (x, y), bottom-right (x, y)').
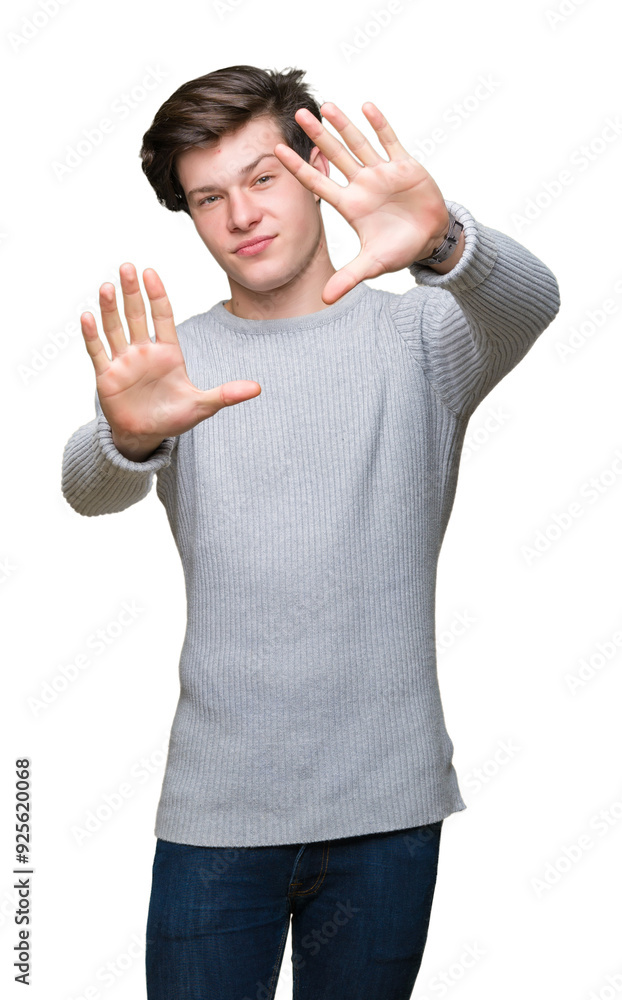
top-left (175, 115), bottom-right (330, 301)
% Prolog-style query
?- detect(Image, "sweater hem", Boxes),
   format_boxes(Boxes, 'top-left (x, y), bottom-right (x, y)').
top-left (153, 794), bottom-right (467, 848)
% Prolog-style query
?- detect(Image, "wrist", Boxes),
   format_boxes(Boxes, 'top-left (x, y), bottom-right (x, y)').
top-left (416, 217), bottom-right (451, 263)
top-left (410, 211), bottom-right (464, 271)
top-left (426, 226), bottom-right (466, 273)
top-left (111, 429), bottom-right (165, 462)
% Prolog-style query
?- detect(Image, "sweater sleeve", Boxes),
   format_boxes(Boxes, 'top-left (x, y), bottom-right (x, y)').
top-left (389, 199), bottom-right (561, 419)
top-left (61, 389), bottom-right (178, 517)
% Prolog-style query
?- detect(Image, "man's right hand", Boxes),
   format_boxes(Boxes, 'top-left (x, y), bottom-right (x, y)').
top-left (80, 263), bottom-right (261, 461)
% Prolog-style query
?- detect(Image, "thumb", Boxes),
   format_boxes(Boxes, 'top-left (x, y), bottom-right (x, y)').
top-left (321, 250), bottom-right (384, 305)
top-left (206, 380), bottom-right (262, 412)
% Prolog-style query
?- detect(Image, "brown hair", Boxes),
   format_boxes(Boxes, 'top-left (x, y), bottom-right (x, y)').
top-left (139, 65), bottom-right (324, 216)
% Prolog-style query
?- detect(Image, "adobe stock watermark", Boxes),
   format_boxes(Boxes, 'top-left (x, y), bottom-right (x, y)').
top-left (416, 942), bottom-right (487, 1000)
top-left (407, 75), bottom-right (502, 168)
top-left (584, 969), bottom-right (622, 1000)
top-left (437, 610), bottom-right (477, 657)
top-left (70, 737), bottom-right (169, 847)
top-left (51, 65), bottom-right (169, 182)
top-left (18, 269), bottom-right (121, 385)
top-left (0, 556), bottom-right (17, 586)
top-left (7, 0), bottom-right (75, 53)
top-left (339, 1), bottom-right (407, 62)
top-left (197, 846), bottom-right (247, 887)
top-left (292, 898), bottom-right (361, 972)
top-left (530, 789), bottom-right (622, 898)
top-left (563, 621), bottom-right (622, 695)
top-left (521, 448), bottom-right (622, 566)
top-left (26, 600), bottom-right (145, 716)
top-left (211, 0), bottom-right (248, 19)
top-left (545, 0), bottom-right (592, 30)
top-left (554, 274), bottom-right (622, 363)
top-left (510, 114), bottom-right (622, 234)
top-left (462, 738), bottom-right (521, 795)
top-left (402, 821), bottom-right (443, 855)
top-left (242, 898), bottom-right (361, 1000)
top-left (0, 882), bottom-right (31, 931)
top-left (461, 404), bottom-right (511, 461)
top-left (65, 931), bottom-right (144, 1000)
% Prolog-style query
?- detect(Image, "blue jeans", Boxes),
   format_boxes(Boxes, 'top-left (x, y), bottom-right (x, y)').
top-left (145, 820), bottom-right (443, 999)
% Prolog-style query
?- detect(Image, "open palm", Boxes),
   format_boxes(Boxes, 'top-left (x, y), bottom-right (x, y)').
top-left (274, 101), bottom-right (451, 304)
top-left (80, 264), bottom-right (261, 459)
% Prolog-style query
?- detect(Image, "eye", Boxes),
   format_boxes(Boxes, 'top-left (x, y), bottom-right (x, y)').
top-left (197, 175), bottom-right (273, 207)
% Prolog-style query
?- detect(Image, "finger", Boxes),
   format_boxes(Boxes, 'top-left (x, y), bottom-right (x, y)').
top-left (361, 102), bottom-right (411, 161)
top-left (79, 311), bottom-right (112, 378)
top-left (99, 282), bottom-right (130, 359)
top-left (321, 251), bottom-right (387, 305)
top-left (273, 143), bottom-right (342, 208)
top-left (292, 107), bottom-right (368, 182)
top-left (319, 102), bottom-right (384, 170)
top-left (191, 381), bottom-right (261, 422)
top-left (119, 263), bottom-right (151, 344)
top-left (215, 380), bottom-right (262, 408)
top-left (142, 268), bottom-right (179, 345)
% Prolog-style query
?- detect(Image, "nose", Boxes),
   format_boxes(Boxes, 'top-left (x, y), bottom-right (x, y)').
top-left (227, 189), bottom-right (262, 232)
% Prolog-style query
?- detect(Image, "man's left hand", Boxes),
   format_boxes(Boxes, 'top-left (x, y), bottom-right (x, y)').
top-left (274, 101), bottom-right (451, 304)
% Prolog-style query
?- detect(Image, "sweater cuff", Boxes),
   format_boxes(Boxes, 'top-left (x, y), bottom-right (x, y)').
top-left (94, 414), bottom-right (177, 473)
top-left (408, 199), bottom-right (499, 293)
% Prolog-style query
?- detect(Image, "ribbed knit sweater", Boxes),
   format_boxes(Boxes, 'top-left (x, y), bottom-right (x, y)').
top-left (61, 200), bottom-right (561, 847)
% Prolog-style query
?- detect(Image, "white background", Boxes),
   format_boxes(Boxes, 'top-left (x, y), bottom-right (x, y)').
top-left (3, 0), bottom-right (622, 997)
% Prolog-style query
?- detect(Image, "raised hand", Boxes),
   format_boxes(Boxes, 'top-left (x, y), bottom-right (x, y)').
top-left (274, 101), bottom-right (452, 304)
top-left (80, 264), bottom-right (261, 461)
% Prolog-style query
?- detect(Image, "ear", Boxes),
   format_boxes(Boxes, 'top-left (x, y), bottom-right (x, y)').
top-left (309, 145), bottom-right (330, 179)
top-left (308, 146), bottom-right (329, 204)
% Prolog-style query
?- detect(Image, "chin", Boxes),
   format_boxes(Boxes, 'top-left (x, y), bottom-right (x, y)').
top-left (237, 267), bottom-right (301, 294)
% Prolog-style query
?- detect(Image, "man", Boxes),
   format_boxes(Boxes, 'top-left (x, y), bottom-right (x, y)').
top-left (61, 65), bottom-right (560, 1000)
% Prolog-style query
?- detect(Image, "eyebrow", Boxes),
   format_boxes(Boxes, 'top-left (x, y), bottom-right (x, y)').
top-left (186, 153), bottom-right (279, 200)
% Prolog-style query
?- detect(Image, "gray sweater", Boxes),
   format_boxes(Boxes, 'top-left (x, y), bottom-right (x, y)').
top-left (61, 200), bottom-right (561, 847)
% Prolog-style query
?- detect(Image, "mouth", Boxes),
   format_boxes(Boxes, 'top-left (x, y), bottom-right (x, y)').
top-left (235, 236), bottom-right (276, 256)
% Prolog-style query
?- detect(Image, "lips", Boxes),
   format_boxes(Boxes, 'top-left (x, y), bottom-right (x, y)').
top-left (235, 236), bottom-right (276, 256)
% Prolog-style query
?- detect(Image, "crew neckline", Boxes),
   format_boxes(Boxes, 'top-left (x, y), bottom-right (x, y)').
top-left (206, 281), bottom-right (369, 334)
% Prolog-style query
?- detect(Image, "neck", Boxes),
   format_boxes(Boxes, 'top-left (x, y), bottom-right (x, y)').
top-left (224, 229), bottom-right (337, 321)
